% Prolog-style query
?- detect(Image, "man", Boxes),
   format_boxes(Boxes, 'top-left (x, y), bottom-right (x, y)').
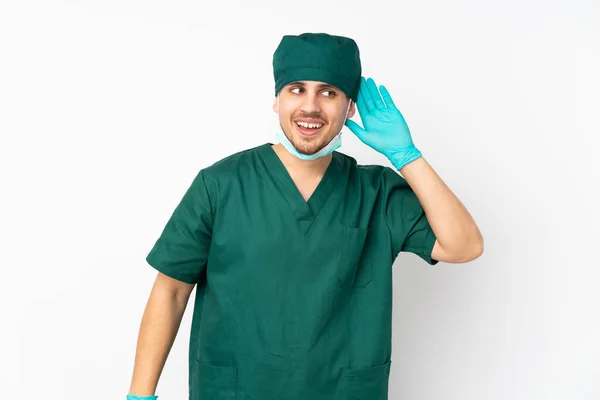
top-left (127, 33), bottom-right (483, 400)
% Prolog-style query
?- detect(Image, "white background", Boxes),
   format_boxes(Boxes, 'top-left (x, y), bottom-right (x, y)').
top-left (1, 0), bottom-right (599, 399)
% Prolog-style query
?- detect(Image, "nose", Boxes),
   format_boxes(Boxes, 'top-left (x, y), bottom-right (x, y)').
top-left (299, 91), bottom-right (322, 115)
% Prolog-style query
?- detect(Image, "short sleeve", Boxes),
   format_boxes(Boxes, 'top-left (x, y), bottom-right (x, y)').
top-left (146, 169), bottom-right (214, 284)
top-left (381, 168), bottom-right (438, 265)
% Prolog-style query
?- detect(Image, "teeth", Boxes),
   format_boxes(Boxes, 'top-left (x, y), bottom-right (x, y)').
top-left (296, 121), bottom-right (323, 129)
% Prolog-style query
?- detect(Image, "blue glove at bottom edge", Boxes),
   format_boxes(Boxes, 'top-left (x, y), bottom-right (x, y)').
top-left (127, 395), bottom-right (158, 400)
top-left (388, 147), bottom-right (423, 171)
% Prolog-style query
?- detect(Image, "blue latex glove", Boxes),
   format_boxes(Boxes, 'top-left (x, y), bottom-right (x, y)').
top-left (345, 76), bottom-right (422, 170)
top-left (126, 395), bottom-right (158, 400)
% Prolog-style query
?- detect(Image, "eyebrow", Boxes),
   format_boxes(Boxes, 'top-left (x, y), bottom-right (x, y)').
top-left (288, 81), bottom-right (337, 90)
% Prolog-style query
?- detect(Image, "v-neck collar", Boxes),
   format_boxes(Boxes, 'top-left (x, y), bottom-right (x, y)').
top-left (258, 142), bottom-right (347, 234)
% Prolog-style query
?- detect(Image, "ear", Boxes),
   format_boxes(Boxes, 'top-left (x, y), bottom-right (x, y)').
top-left (273, 96), bottom-right (279, 113)
top-left (347, 100), bottom-right (356, 118)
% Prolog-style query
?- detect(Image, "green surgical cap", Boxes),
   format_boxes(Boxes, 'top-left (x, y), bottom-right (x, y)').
top-left (273, 33), bottom-right (362, 102)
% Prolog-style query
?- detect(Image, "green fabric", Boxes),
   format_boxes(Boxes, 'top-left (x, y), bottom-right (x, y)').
top-left (273, 33), bottom-right (362, 102)
top-left (146, 143), bottom-right (438, 400)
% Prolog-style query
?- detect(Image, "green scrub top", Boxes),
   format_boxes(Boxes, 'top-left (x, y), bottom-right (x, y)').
top-left (146, 143), bottom-right (438, 400)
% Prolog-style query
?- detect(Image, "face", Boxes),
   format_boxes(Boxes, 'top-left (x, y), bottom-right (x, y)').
top-left (273, 81), bottom-right (356, 156)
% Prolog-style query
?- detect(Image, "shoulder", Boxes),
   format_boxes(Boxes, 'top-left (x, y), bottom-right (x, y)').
top-left (335, 151), bottom-right (410, 192)
top-left (200, 143), bottom-right (266, 182)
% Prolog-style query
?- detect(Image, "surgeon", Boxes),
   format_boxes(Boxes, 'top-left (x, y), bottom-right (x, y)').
top-left (127, 33), bottom-right (483, 400)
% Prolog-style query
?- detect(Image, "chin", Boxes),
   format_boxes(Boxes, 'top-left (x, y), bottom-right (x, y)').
top-left (284, 125), bottom-right (332, 155)
top-left (292, 142), bottom-right (320, 155)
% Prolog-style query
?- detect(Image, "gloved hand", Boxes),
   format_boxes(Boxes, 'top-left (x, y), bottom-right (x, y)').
top-left (345, 76), bottom-right (422, 170)
top-left (126, 395), bottom-right (158, 400)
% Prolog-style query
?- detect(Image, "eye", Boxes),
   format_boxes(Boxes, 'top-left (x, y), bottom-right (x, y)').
top-left (288, 87), bottom-right (336, 97)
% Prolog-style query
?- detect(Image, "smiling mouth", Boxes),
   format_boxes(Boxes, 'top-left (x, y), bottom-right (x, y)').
top-left (294, 121), bottom-right (325, 136)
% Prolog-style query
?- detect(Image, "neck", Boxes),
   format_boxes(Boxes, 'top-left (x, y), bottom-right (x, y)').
top-left (271, 143), bottom-right (332, 178)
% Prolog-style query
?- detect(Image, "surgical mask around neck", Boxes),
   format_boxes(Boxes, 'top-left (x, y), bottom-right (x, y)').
top-left (275, 97), bottom-right (351, 160)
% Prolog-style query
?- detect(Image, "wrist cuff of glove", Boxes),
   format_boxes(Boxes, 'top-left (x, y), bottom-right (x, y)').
top-left (127, 395), bottom-right (158, 400)
top-left (389, 147), bottom-right (422, 170)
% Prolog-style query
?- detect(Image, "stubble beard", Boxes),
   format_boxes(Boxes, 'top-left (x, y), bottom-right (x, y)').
top-left (284, 125), bottom-right (332, 155)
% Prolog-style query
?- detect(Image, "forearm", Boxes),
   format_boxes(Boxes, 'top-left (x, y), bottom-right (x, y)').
top-left (399, 156), bottom-right (483, 255)
top-left (128, 284), bottom-right (189, 396)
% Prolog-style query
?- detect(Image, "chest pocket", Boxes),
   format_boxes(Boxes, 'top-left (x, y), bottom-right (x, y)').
top-left (337, 225), bottom-right (372, 288)
top-left (193, 361), bottom-right (238, 400)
